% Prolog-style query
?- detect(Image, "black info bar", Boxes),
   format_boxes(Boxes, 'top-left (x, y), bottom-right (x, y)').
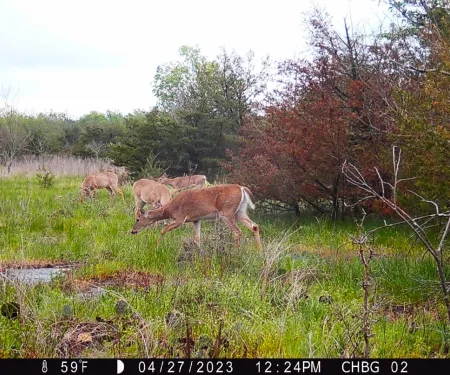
top-left (0, 359), bottom-right (448, 375)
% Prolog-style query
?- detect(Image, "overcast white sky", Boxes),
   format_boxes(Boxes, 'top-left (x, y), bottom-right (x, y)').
top-left (0, 0), bottom-right (390, 119)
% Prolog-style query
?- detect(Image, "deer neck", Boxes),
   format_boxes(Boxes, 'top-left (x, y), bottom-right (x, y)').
top-left (151, 207), bottom-right (170, 221)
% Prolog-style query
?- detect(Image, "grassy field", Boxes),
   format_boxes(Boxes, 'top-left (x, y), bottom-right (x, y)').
top-left (0, 176), bottom-right (449, 358)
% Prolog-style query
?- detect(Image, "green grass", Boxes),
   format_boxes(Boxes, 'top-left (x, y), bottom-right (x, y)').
top-left (0, 176), bottom-right (449, 358)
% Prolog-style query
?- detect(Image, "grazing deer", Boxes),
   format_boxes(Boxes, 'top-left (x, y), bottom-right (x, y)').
top-left (115, 166), bottom-right (130, 186)
top-left (133, 179), bottom-right (171, 219)
top-left (80, 171), bottom-right (124, 202)
top-left (131, 184), bottom-right (262, 249)
top-left (157, 173), bottom-right (207, 189)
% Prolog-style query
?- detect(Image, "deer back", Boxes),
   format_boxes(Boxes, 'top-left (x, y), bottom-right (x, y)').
top-left (92, 172), bottom-right (118, 189)
top-left (134, 179), bottom-right (171, 206)
top-left (167, 175), bottom-right (207, 189)
top-left (163, 184), bottom-right (243, 221)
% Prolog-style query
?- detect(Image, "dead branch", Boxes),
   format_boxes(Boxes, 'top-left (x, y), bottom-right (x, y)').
top-left (342, 145), bottom-right (450, 326)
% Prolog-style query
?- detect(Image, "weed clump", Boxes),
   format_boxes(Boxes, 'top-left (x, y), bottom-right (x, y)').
top-left (35, 167), bottom-right (55, 189)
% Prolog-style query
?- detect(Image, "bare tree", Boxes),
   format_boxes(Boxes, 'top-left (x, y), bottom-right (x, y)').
top-left (0, 88), bottom-right (30, 173)
top-left (31, 135), bottom-right (50, 156)
top-left (343, 146), bottom-right (450, 325)
top-left (86, 140), bottom-right (105, 160)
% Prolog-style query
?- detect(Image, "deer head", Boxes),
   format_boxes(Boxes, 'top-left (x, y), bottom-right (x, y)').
top-left (130, 207), bottom-right (165, 234)
top-left (157, 172), bottom-right (168, 184)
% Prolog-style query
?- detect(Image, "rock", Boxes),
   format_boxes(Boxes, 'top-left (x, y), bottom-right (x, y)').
top-left (115, 300), bottom-right (128, 315)
top-left (319, 295), bottom-right (333, 304)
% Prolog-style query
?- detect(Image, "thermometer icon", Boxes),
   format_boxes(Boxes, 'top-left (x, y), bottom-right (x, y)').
top-left (42, 360), bottom-right (48, 373)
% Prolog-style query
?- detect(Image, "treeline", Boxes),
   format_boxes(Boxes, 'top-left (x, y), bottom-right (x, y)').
top-left (1, 0), bottom-right (450, 218)
top-left (0, 46), bottom-right (269, 180)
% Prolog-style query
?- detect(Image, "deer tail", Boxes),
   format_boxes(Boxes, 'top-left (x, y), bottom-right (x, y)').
top-left (242, 186), bottom-right (256, 210)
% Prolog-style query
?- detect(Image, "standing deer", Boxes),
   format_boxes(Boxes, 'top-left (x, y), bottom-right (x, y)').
top-left (80, 170), bottom-right (124, 202)
top-left (157, 173), bottom-right (207, 189)
top-left (131, 184), bottom-right (261, 249)
top-left (133, 179), bottom-right (171, 219)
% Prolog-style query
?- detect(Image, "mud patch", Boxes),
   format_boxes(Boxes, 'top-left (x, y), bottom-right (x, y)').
top-left (0, 260), bottom-right (80, 271)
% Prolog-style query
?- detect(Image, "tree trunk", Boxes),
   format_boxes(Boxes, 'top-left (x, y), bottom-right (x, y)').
top-left (331, 174), bottom-right (341, 221)
top-left (436, 260), bottom-right (450, 325)
top-left (332, 194), bottom-right (339, 221)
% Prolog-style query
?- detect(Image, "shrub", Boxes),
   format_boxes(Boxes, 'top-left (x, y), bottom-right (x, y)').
top-left (35, 168), bottom-right (55, 189)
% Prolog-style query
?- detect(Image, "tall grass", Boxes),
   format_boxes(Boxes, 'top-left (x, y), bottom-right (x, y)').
top-left (1, 155), bottom-right (114, 178)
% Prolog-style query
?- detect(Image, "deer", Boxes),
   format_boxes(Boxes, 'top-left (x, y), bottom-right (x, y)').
top-left (131, 184), bottom-right (262, 250)
top-left (80, 170), bottom-right (124, 202)
top-left (133, 179), bottom-right (171, 219)
top-left (114, 166), bottom-right (130, 186)
top-left (157, 173), bottom-right (207, 190)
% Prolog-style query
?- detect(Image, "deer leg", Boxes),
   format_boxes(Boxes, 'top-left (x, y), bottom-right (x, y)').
top-left (80, 189), bottom-right (88, 201)
top-left (92, 183), bottom-right (99, 199)
top-left (157, 220), bottom-right (185, 246)
top-left (236, 213), bottom-right (262, 250)
top-left (114, 186), bottom-right (125, 202)
top-left (106, 186), bottom-right (115, 202)
top-left (192, 220), bottom-right (201, 245)
top-left (221, 215), bottom-right (242, 247)
top-left (135, 198), bottom-right (146, 219)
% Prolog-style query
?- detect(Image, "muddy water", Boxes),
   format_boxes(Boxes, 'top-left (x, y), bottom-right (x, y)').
top-left (1, 267), bottom-right (71, 285)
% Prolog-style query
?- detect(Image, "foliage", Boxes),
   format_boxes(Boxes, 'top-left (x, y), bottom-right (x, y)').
top-left (386, 0), bottom-right (450, 211)
top-left (107, 109), bottom-right (185, 178)
top-left (227, 9), bottom-right (394, 219)
top-left (151, 46), bottom-right (271, 178)
top-left (71, 111), bottom-right (125, 158)
top-left (0, 97), bottom-right (31, 173)
top-left (139, 153), bottom-right (164, 180)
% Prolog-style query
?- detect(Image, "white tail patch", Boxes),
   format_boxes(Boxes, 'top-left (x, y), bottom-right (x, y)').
top-left (236, 187), bottom-right (255, 215)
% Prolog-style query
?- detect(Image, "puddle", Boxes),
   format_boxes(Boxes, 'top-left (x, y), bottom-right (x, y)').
top-left (1, 267), bottom-right (72, 285)
top-left (0, 261), bottom-right (79, 285)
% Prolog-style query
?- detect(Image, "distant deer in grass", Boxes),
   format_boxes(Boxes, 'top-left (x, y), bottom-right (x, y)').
top-left (80, 170), bottom-right (124, 202)
top-left (133, 179), bottom-right (171, 219)
top-left (131, 184), bottom-right (262, 249)
top-left (157, 173), bottom-right (207, 190)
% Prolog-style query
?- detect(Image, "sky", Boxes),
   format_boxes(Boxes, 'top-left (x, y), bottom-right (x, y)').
top-left (0, 0), bottom-right (391, 119)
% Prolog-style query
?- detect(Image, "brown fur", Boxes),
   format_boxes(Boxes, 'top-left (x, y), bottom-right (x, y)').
top-left (80, 171), bottom-right (124, 202)
top-left (115, 166), bottom-right (130, 186)
top-left (133, 179), bottom-right (171, 219)
top-left (157, 173), bottom-right (207, 189)
top-left (131, 184), bottom-right (261, 249)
